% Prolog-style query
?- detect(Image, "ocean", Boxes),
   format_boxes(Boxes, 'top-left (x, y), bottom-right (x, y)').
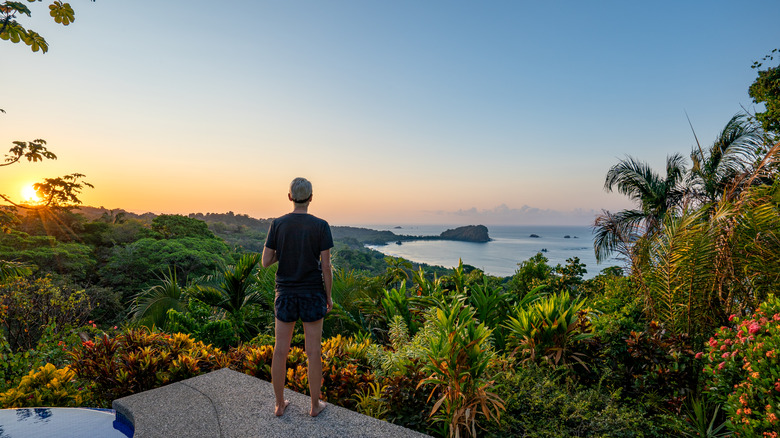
top-left (360, 224), bottom-right (623, 279)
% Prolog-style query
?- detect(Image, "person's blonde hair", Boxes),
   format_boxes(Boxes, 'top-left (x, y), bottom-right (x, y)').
top-left (289, 177), bottom-right (313, 203)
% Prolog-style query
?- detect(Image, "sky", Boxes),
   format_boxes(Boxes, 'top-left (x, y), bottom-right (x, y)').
top-left (2, 1), bottom-right (779, 226)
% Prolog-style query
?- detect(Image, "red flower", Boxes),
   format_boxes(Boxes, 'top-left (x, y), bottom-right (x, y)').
top-left (749, 322), bottom-right (761, 334)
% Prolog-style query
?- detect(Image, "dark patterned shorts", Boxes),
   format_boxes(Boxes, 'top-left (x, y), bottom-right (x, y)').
top-left (274, 292), bottom-right (327, 323)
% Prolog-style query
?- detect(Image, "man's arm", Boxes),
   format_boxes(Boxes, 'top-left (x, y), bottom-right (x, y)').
top-left (262, 246), bottom-right (278, 267)
top-left (321, 248), bottom-right (333, 312)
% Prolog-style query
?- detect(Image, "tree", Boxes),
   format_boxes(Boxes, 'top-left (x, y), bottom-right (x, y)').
top-left (0, 1), bottom-right (93, 54)
top-left (1, 140), bottom-right (92, 212)
top-left (593, 154), bottom-right (688, 269)
top-left (99, 237), bottom-right (233, 295)
top-left (749, 49), bottom-right (780, 135)
top-left (151, 214), bottom-right (216, 240)
top-left (2, 0), bottom-right (95, 212)
top-left (689, 113), bottom-right (764, 205)
top-left (603, 153), bottom-right (688, 234)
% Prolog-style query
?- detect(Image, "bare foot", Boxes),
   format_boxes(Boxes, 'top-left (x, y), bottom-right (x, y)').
top-left (275, 400), bottom-right (290, 417)
top-left (310, 400), bottom-right (327, 417)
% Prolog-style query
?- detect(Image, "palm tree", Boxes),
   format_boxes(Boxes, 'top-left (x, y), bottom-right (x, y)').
top-left (189, 253), bottom-right (272, 341)
top-left (594, 153), bottom-right (688, 267)
top-left (689, 113), bottom-right (764, 205)
top-left (0, 260), bottom-right (32, 281)
top-left (131, 268), bottom-right (189, 329)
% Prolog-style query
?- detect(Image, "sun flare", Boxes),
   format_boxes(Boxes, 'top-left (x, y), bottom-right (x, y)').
top-left (21, 184), bottom-right (41, 203)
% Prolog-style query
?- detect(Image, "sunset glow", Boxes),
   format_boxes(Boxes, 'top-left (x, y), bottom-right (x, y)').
top-left (2, 2), bottom-right (777, 226)
top-left (20, 184), bottom-right (41, 204)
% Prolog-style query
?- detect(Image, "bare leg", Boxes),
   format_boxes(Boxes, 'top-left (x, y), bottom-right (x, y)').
top-left (303, 318), bottom-right (327, 417)
top-left (272, 319), bottom-right (295, 416)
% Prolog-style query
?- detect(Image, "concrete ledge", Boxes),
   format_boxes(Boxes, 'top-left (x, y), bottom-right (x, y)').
top-left (113, 368), bottom-right (431, 438)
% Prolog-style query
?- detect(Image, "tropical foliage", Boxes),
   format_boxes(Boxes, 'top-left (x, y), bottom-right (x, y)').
top-left (1, 54), bottom-right (779, 436)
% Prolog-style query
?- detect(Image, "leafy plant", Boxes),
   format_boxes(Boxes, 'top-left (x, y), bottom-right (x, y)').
top-left (680, 397), bottom-right (731, 438)
top-left (131, 268), bottom-right (190, 330)
top-left (68, 329), bottom-right (227, 406)
top-left (504, 290), bottom-right (592, 370)
top-left (354, 381), bottom-right (390, 420)
top-left (381, 281), bottom-right (422, 337)
top-left (166, 299), bottom-right (240, 350)
top-left (465, 277), bottom-right (512, 350)
top-left (418, 298), bottom-right (504, 438)
top-left (0, 363), bottom-right (86, 408)
top-left (188, 253), bottom-right (274, 343)
top-left (624, 321), bottom-right (697, 412)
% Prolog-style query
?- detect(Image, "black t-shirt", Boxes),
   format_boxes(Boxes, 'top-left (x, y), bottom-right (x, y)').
top-left (264, 213), bottom-right (333, 295)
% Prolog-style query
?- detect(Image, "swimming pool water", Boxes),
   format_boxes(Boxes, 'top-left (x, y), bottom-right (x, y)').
top-left (0, 407), bottom-right (133, 438)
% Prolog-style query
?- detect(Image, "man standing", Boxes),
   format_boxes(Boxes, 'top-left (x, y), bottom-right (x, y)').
top-left (262, 177), bottom-right (333, 417)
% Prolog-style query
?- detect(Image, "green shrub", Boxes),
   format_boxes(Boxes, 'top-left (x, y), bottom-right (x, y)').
top-left (484, 361), bottom-right (669, 438)
top-left (380, 360), bottom-right (440, 434)
top-left (622, 321), bottom-right (698, 412)
top-left (0, 275), bottom-right (91, 352)
top-left (0, 322), bottom-right (87, 392)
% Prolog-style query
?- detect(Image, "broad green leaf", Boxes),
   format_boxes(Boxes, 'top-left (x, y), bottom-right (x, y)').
top-left (5, 2), bottom-right (32, 16)
top-left (49, 1), bottom-right (75, 25)
top-left (22, 29), bottom-right (47, 53)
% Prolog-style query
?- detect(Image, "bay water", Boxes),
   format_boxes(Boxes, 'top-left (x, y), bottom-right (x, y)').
top-left (361, 224), bottom-right (623, 279)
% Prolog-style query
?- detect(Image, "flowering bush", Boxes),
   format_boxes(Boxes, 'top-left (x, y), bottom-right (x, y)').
top-left (700, 296), bottom-right (780, 437)
top-left (0, 275), bottom-right (91, 352)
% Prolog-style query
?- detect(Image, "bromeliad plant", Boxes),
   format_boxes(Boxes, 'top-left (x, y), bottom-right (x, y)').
top-left (418, 297), bottom-right (504, 438)
top-left (504, 290), bottom-right (593, 370)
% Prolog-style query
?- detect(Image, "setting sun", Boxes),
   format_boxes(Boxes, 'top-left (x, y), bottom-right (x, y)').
top-left (21, 184), bottom-right (41, 203)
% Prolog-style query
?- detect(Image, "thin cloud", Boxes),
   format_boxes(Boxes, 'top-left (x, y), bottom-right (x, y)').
top-left (422, 204), bottom-right (599, 226)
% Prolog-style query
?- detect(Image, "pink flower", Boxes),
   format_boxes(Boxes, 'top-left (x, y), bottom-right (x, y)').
top-left (718, 362), bottom-right (726, 370)
top-left (722, 352), bottom-right (730, 359)
top-left (749, 322), bottom-right (761, 334)
top-left (709, 337), bottom-right (718, 347)
top-left (729, 314), bottom-right (736, 322)
top-left (767, 350), bottom-right (775, 358)
top-left (695, 352), bottom-right (703, 359)
top-left (775, 381), bottom-right (780, 392)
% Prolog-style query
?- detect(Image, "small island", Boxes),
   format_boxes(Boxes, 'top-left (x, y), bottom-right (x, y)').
top-left (529, 234), bottom-right (540, 238)
top-left (439, 225), bottom-right (491, 243)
